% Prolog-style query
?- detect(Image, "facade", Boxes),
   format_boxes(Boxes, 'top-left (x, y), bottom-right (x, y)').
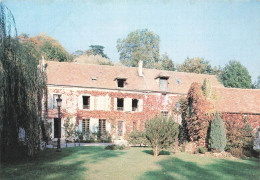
top-left (44, 60), bottom-right (260, 143)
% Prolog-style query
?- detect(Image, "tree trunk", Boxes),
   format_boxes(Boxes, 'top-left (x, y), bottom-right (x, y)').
top-left (153, 146), bottom-right (159, 157)
top-left (175, 138), bottom-right (179, 154)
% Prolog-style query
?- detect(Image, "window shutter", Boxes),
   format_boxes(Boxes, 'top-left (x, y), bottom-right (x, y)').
top-left (114, 98), bottom-right (117, 111)
top-left (49, 94), bottom-right (53, 109)
top-left (90, 96), bottom-right (95, 110)
top-left (124, 98), bottom-right (132, 112)
top-left (107, 121), bottom-right (111, 133)
top-left (78, 95), bottom-right (83, 110)
top-left (139, 99), bottom-right (143, 112)
top-left (78, 120), bottom-right (82, 132)
top-left (105, 95), bottom-right (111, 111)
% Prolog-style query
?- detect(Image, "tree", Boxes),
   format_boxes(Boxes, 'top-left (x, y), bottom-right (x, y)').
top-left (86, 45), bottom-right (109, 59)
top-left (209, 112), bottom-right (226, 152)
top-left (63, 116), bottom-right (77, 148)
top-left (160, 52), bottom-right (176, 71)
top-left (117, 29), bottom-right (160, 68)
top-left (0, 2), bottom-right (47, 161)
top-left (220, 61), bottom-right (252, 89)
top-left (201, 78), bottom-right (212, 99)
top-left (181, 82), bottom-right (214, 147)
top-left (254, 75), bottom-right (260, 89)
top-left (145, 116), bottom-right (179, 157)
top-left (178, 57), bottom-right (216, 74)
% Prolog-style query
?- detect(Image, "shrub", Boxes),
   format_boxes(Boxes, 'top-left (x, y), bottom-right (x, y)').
top-left (230, 148), bottom-right (245, 158)
top-left (145, 116), bottom-right (179, 157)
top-left (105, 145), bottom-right (117, 150)
top-left (198, 147), bottom-right (206, 154)
top-left (128, 130), bottom-right (148, 146)
top-left (209, 112), bottom-right (226, 152)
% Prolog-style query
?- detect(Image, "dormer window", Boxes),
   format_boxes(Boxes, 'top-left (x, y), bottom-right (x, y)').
top-left (117, 78), bottom-right (126, 88)
top-left (159, 77), bottom-right (169, 90)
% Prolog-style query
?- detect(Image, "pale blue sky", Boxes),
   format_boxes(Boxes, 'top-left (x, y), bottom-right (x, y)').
top-left (5, 0), bottom-right (260, 81)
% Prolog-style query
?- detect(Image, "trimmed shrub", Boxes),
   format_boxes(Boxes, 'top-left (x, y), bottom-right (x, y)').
top-left (105, 145), bottom-right (117, 150)
top-left (145, 116), bottom-right (179, 157)
top-left (198, 147), bottom-right (206, 154)
top-left (209, 112), bottom-right (226, 152)
top-left (127, 130), bottom-right (148, 146)
top-left (230, 148), bottom-right (245, 158)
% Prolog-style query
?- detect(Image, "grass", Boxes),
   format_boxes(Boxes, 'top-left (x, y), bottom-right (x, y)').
top-left (1, 146), bottom-right (259, 180)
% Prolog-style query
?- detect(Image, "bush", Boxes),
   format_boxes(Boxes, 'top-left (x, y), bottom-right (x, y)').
top-left (209, 112), bottom-right (226, 152)
top-left (198, 147), bottom-right (206, 154)
top-left (105, 144), bottom-right (127, 150)
top-left (105, 145), bottom-right (117, 150)
top-left (145, 116), bottom-right (179, 157)
top-left (127, 130), bottom-right (148, 146)
top-left (230, 148), bottom-right (245, 158)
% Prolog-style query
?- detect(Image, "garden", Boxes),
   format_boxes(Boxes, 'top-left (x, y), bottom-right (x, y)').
top-left (1, 146), bottom-right (259, 180)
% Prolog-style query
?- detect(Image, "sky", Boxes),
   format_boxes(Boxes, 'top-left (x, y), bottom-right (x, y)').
top-left (5, 0), bottom-right (260, 82)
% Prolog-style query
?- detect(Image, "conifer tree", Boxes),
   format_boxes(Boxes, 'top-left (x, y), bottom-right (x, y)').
top-left (209, 112), bottom-right (226, 152)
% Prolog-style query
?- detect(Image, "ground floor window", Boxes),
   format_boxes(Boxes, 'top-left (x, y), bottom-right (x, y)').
top-left (99, 119), bottom-right (106, 133)
top-left (118, 121), bottom-right (123, 136)
top-left (82, 119), bottom-right (90, 133)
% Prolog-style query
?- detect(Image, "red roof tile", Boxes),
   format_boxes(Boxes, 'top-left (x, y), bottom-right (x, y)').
top-left (46, 61), bottom-right (224, 94)
top-left (215, 88), bottom-right (260, 114)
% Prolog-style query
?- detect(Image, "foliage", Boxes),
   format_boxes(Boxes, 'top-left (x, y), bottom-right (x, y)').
top-left (127, 130), bottom-right (148, 146)
top-left (198, 147), bottom-right (206, 154)
top-left (86, 45), bottom-right (109, 59)
top-left (222, 113), bottom-right (255, 155)
top-left (117, 29), bottom-right (160, 68)
top-left (0, 2), bottom-right (47, 161)
top-left (74, 54), bottom-right (113, 66)
top-left (20, 33), bottom-right (72, 62)
top-left (159, 52), bottom-right (176, 71)
top-left (63, 116), bottom-right (77, 147)
top-left (181, 82), bottom-right (214, 147)
top-left (220, 60), bottom-right (252, 88)
top-left (254, 75), bottom-right (260, 89)
top-left (201, 78), bottom-right (212, 99)
top-left (105, 144), bottom-right (126, 150)
top-left (178, 57), bottom-right (217, 75)
top-left (209, 112), bottom-right (226, 152)
top-left (145, 116), bottom-right (179, 157)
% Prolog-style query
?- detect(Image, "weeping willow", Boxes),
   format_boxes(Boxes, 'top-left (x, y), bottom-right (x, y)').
top-left (0, 2), bottom-right (47, 161)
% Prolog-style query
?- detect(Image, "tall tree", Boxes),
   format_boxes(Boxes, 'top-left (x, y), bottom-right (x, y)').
top-left (117, 29), bottom-right (160, 68)
top-left (178, 57), bottom-right (216, 74)
top-left (86, 45), bottom-right (109, 59)
top-left (160, 52), bottom-right (176, 71)
top-left (254, 75), bottom-right (260, 89)
top-left (220, 61), bottom-right (252, 89)
top-left (209, 112), bottom-right (226, 152)
top-left (0, 2), bottom-right (47, 161)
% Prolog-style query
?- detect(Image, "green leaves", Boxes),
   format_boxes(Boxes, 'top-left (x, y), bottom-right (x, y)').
top-left (117, 29), bottom-right (160, 68)
top-left (220, 61), bottom-right (252, 89)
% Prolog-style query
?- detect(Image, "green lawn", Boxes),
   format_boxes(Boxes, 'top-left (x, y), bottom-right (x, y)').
top-left (1, 146), bottom-right (259, 180)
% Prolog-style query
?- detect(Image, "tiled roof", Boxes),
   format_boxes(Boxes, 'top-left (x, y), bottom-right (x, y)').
top-left (46, 61), bottom-right (224, 94)
top-left (215, 87), bottom-right (260, 114)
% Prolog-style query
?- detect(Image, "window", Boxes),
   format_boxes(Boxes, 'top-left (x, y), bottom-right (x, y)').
top-left (82, 96), bottom-right (90, 109)
top-left (159, 77), bottom-right (168, 90)
top-left (99, 119), bottom-right (106, 133)
top-left (117, 98), bottom-right (124, 111)
top-left (132, 99), bottom-right (138, 111)
top-left (161, 111), bottom-right (168, 118)
top-left (133, 121), bottom-right (137, 131)
top-left (53, 94), bottom-right (61, 108)
top-left (117, 79), bottom-right (126, 88)
top-left (82, 119), bottom-right (90, 133)
top-left (118, 121), bottom-right (123, 136)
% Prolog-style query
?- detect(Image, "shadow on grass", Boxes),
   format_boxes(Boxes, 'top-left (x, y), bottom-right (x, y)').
top-left (143, 150), bottom-right (171, 156)
top-left (142, 155), bottom-right (259, 180)
top-left (1, 146), bottom-right (125, 180)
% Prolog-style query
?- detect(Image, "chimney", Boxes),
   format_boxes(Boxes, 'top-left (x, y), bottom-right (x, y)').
top-left (138, 60), bottom-right (143, 76)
